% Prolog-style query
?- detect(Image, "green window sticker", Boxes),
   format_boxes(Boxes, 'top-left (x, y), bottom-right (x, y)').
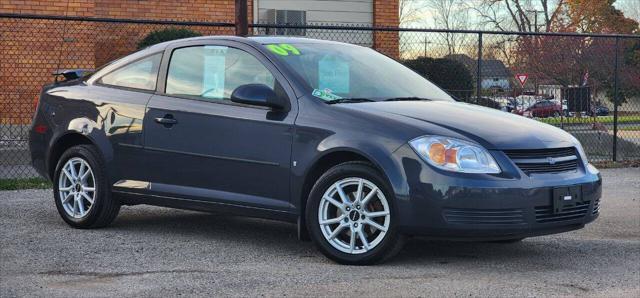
top-left (312, 89), bottom-right (342, 101)
top-left (279, 44), bottom-right (300, 55)
top-left (267, 44), bottom-right (301, 56)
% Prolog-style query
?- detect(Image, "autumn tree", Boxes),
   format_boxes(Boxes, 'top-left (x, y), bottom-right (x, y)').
top-left (480, 0), bottom-right (639, 105)
top-left (566, 0), bottom-right (640, 34)
top-left (474, 0), bottom-right (567, 32)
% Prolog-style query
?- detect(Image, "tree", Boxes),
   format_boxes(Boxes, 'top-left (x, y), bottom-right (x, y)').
top-left (403, 57), bottom-right (474, 100)
top-left (400, 0), bottom-right (430, 27)
top-left (138, 28), bottom-right (202, 49)
top-left (474, 0), bottom-right (567, 32)
top-left (566, 0), bottom-right (639, 34)
top-left (427, 0), bottom-right (471, 55)
top-left (478, 0), bottom-right (639, 105)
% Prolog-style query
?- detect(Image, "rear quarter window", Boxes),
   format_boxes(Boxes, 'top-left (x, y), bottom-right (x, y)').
top-left (98, 53), bottom-right (162, 91)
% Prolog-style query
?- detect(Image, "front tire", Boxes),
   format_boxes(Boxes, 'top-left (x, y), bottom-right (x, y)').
top-left (53, 145), bottom-right (120, 228)
top-left (306, 162), bottom-right (404, 265)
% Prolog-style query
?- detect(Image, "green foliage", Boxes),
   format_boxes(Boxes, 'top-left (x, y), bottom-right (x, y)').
top-left (138, 28), bottom-right (202, 49)
top-left (402, 57), bottom-right (474, 99)
top-left (538, 115), bottom-right (640, 125)
top-left (624, 39), bottom-right (640, 66)
top-left (0, 178), bottom-right (51, 190)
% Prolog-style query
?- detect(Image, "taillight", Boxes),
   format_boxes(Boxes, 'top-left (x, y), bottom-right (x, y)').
top-left (34, 124), bottom-right (48, 134)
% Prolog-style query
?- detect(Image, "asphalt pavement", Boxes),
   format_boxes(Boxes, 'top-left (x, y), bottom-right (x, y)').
top-left (1, 167), bottom-right (639, 297)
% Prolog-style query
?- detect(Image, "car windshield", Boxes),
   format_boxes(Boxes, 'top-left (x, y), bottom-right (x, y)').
top-left (264, 42), bottom-right (454, 103)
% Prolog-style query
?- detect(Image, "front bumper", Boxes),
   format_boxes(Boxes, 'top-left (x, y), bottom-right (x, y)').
top-left (391, 145), bottom-right (602, 241)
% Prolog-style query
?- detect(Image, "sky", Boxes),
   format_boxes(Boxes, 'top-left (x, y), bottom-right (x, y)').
top-left (614, 0), bottom-right (640, 21)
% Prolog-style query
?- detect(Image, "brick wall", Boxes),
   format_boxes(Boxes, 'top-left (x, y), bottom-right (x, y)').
top-left (1, 1), bottom-right (93, 124)
top-left (0, 0), bottom-right (251, 124)
top-left (1, 0), bottom-right (95, 16)
top-left (373, 0), bottom-right (400, 58)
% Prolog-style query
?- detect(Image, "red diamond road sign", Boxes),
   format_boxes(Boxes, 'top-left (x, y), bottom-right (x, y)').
top-left (515, 73), bottom-right (528, 87)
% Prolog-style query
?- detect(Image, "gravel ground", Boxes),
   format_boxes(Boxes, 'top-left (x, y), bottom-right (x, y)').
top-left (1, 168), bottom-right (639, 297)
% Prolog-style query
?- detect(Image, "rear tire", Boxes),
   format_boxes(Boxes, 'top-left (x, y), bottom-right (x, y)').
top-left (53, 145), bottom-right (120, 228)
top-left (306, 161), bottom-right (405, 265)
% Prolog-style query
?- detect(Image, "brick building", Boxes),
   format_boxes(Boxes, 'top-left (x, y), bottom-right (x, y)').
top-left (0, 1), bottom-right (399, 124)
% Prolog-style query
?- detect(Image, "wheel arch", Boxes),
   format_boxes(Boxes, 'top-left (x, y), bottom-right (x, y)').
top-left (47, 132), bottom-right (100, 179)
top-left (300, 149), bottom-right (375, 207)
top-left (295, 147), bottom-right (406, 240)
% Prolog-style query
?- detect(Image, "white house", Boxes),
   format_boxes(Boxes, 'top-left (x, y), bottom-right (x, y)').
top-left (252, 0), bottom-right (394, 47)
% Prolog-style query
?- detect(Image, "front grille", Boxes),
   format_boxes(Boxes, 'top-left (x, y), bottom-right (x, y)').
top-left (534, 201), bottom-right (590, 223)
top-left (504, 147), bottom-right (579, 175)
top-left (443, 208), bottom-right (525, 225)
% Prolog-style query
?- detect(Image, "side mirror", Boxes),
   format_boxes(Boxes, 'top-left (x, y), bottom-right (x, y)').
top-left (231, 84), bottom-right (287, 110)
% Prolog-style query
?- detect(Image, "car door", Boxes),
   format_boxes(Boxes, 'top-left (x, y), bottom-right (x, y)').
top-left (142, 40), bottom-right (297, 212)
top-left (91, 52), bottom-right (163, 185)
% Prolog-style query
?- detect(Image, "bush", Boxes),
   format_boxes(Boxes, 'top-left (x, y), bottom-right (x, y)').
top-left (402, 57), bottom-right (474, 100)
top-left (137, 28), bottom-right (202, 49)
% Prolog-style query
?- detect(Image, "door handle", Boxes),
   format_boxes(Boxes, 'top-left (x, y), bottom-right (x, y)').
top-left (154, 115), bottom-right (178, 126)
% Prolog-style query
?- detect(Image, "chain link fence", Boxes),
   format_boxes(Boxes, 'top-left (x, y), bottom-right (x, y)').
top-left (1, 14), bottom-right (639, 179)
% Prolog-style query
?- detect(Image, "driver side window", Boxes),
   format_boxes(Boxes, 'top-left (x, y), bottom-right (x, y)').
top-left (166, 46), bottom-right (275, 102)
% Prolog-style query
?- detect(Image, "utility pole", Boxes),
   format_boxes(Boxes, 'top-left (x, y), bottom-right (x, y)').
top-left (612, 37), bottom-right (620, 162)
top-left (476, 33), bottom-right (483, 103)
top-left (526, 10), bottom-right (542, 32)
top-left (235, 0), bottom-right (248, 36)
top-left (423, 36), bottom-right (431, 58)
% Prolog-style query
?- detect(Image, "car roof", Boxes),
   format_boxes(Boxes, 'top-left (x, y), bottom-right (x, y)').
top-left (248, 36), bottom-right (348, 45)
top-left (145, 35), bottom-right (352, 51)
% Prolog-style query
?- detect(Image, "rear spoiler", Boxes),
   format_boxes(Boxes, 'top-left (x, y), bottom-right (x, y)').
top-left (53, 69), bottom-right (94, 83)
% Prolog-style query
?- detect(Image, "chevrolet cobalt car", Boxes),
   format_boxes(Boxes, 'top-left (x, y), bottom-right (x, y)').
top-left (29, 37), bottom-right (601, 265)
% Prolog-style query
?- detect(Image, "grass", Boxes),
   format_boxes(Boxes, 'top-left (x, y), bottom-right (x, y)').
top-left (0, 178), bottom-right (52, 191)
top-left (618, 126), bottom-right (640, 131)
top-left (539, 115), bottom-right (640, 125)
top-left (592, 160), bottom-right (640, 168)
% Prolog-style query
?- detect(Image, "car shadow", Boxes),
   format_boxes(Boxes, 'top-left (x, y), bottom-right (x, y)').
top-left (102, 205), bottom-right (628, 272)
top-left (110, 206), bottom-right (309, 251)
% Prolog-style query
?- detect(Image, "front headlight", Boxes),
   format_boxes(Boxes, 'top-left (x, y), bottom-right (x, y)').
top-left (409, 136), bottom-right (501, 174)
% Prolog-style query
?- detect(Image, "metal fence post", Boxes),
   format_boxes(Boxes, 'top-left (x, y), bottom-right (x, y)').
top-left (476, 32), bottom-right (483, 103)
top-left (612, 37), bottom-right (619, 162)
top-left (235, 0), bottom-right (248, 36)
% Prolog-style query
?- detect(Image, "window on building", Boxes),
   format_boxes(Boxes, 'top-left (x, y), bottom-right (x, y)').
top-left (262, 9), bottom-right (306, 36)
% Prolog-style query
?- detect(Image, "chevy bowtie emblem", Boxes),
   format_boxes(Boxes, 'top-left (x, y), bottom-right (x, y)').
top-left (547, 157), bottom-right (557, 165)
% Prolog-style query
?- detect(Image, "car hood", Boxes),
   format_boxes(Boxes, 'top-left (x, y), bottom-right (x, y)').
top-left (341, 101), bottom-right (578, 150)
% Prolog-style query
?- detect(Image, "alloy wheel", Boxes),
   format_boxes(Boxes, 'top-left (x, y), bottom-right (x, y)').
top-left (318, 177), bottom-right (391, 254)
top-left (58, 157), bottom-right (96, 218)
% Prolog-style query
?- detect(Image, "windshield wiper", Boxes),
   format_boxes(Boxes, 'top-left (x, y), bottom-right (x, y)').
top-left (326, 98), bottom-right (376, 104)
top-left (384, 97), bottom-right (433, 102)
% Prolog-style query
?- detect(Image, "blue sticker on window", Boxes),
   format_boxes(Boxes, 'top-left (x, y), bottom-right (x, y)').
top-left (318, 56), bottom-right (350, 94)
top-left (202, 46), bottom-right (227, 98)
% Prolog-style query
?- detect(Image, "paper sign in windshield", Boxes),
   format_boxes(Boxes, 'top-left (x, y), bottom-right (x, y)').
top-left (202, 46), bottom-right (227, 98)
top-left (318, 56), bottom-right (350, 94)
top-left (312, 89), bottom-right (342, 101)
